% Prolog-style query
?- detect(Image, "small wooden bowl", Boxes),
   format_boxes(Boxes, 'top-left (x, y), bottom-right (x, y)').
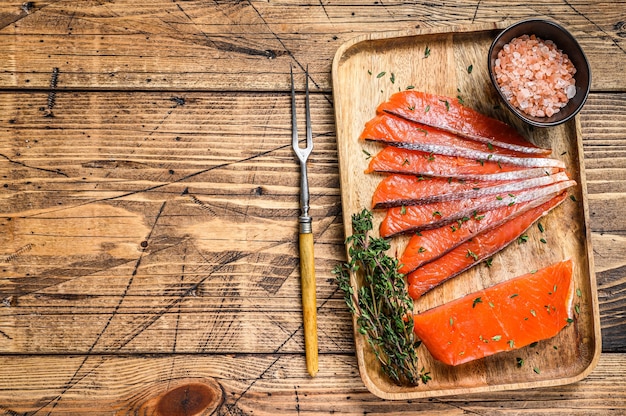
top-left (488, 19), bottom-right (591, 127)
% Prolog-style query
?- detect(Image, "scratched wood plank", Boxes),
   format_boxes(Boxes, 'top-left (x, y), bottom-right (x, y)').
top-left (0, 90), bottom-right (349, 354)
top-left (0, 353), bottom-right (624, 415)
top-left (0, 2), bottom-right (622, 413)
top-left (0, 93), bottom-right (352, 353)
top-left (0, 0), bottom-right (624, 90)
top-left (0, 91), bottom-right (624, 357)
top-left (580, 92), bottom-right (626, 353)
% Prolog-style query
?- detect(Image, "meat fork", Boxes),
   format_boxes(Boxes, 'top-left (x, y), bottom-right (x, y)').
top-left (291, 65), bottom-right (318, 377)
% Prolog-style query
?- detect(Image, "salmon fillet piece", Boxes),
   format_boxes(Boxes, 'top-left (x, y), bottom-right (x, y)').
top-left (380, 181), bottom-right (572, 237)
top-left (366, 145), bottom-right (546, 180)
top-left (360, 114), bottom-right (562, 168)
top-left (377, 90), bottom-right (552, 155)
top-left (372, 171), bottom-right (570, 209)
top-left (412, 259), bottom-right (575, 366)
top-left (407, 193), bottom-right (567, 299)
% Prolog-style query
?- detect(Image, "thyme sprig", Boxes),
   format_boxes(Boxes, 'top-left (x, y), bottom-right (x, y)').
top-left (333, 209), bottom-right (431, 385)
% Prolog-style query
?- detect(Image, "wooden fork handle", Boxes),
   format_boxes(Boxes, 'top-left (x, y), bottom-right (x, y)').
top-left (299, 232), bottom-right (319, 377)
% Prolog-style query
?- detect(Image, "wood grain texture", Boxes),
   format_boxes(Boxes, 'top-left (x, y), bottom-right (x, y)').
top-left (0, 354), bottom-right (624, 415)
top-left (0, 90), bottom-right (622, 356)
top-left (0, 0), bottom-right (624, 412)
top-left (580, 92), bottom-right (626, 353)
top-left (0, 0), bottom-right (624, 91)
top-left (0, 90), bottom-right (345, 355)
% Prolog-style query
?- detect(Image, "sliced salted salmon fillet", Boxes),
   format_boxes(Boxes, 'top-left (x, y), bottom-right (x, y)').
top-left (361, 114), bottom-right (562, 168)
top-left (407, 193), bottom-right (567, 300)
top-left (372, 171), bottom-right (570, 209)
top-left (377, 90), bottom-right (552, 156)
top-left (380, 181), bottom-right (572, 237)
top-left (412, 259), bottom-right (575, 366)
top-left (366, 146), bottom-right (563, 180)
top-left (397, 184), bottom-right (575, 275)
top-left (366, 145), bottom-right (544, 180)
top-left (361, 114), bottom-right (526, 157)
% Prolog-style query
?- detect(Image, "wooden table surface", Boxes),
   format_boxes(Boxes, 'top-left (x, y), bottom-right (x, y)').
top-left (0, 1), bottom-right (624, 414)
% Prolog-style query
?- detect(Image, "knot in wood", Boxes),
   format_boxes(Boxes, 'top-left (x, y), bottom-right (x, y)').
top-left (156, 382), bottom-right (221, 416)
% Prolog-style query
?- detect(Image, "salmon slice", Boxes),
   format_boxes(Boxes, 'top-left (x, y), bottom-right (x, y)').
top-left (380, 180), bottom-right (572, 237)
top-left (397, 185), bottom-right (574, 275)
top-left (366, 145), bottom-right (542, 180)
top-left (407, 193), bottom-right (567, 300)
top-left (372, 171), bottom-right (570, 209)
top-left (361, 114), bottom-right (562, 168)
top-left (412, 259), bottom-right (575, 366)
top-left (377, 90), bottom-right (552, 156)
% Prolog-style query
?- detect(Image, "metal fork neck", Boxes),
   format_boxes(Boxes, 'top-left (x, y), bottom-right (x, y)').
top-left (299, 162), bottom-right (311, 233)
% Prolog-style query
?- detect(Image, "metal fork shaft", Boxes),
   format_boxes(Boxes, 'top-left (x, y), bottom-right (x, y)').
top-left (298, 163), bottom-right (311, 234)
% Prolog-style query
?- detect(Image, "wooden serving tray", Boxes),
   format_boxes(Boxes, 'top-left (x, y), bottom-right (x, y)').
top-left (331, 22), bottom-right (601, 399)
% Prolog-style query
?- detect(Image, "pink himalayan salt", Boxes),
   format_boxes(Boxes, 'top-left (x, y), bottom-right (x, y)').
top-left (493, 34), bottom-right (577, 118)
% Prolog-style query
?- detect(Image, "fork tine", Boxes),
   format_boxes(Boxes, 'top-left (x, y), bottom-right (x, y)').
top-left (291, 65), bottom-right (298, 151)
top-left (305, 65), bottom-right (313, 153)
top-left (292, 65), bottom-right (313, 157)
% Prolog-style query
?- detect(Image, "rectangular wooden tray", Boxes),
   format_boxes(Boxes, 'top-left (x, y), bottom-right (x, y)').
top-left (331, 22), bottom-right (601, 399)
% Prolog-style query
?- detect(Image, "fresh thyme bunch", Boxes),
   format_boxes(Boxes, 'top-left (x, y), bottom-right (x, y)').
top-left (333, 209), bottom-right (431, 385)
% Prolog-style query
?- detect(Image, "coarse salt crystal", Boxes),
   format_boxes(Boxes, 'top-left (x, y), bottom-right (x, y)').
top-left (494, 34), bottom-right (577, 118)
